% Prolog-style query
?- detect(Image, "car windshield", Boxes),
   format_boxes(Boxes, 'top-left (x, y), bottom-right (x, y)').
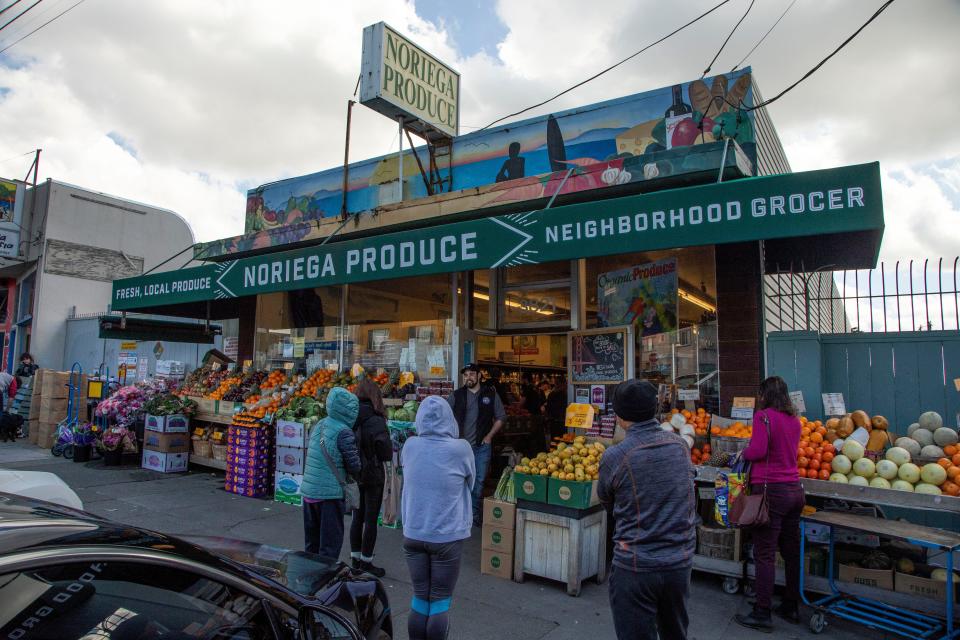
top-left (181, 535), bottom-right (343, 597)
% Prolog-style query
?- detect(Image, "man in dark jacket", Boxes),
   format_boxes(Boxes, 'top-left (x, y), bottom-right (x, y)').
top-left (446, 363), bottom-right (506, 526)
top-left (597, 379), bottom-right (696, 640)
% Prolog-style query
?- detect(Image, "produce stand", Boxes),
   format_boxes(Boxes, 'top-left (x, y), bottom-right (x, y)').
top-left (800, 510), bottom-right (960, 638)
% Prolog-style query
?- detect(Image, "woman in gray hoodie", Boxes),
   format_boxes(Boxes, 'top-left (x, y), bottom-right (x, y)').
top-left (401, 395), bottom-right (476, 640)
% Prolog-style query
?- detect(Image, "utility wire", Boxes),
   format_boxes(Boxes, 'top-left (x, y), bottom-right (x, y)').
top-left (0, 149), bottom-right (35, 165)
top-left (476, 0), bottom-right (733, 132)
top-left (0, 1), bottom-right (24, 17)
top-left (0, 0), bottom-right (85, 54)
top-left (0, 0), bottom-right (41, 32)
top-left (702, 0), bottom-right (755, 77)
top-left (0, 0), bottom-right (67, 48)
top-left (729, 0), bottom-right (896, 112)
top-left (732, 0), bottom-right (798, 71)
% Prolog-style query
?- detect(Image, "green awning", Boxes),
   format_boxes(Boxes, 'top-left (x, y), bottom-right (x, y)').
top-left (112, 162), bottom-right (884, 312)
top-left (99, 316), bottom-right (221, 343)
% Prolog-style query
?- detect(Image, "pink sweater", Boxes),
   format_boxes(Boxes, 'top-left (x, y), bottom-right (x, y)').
top-left (742, 408), bottom-right (801, 484)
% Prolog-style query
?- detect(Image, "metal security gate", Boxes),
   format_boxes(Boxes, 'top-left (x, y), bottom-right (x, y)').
top-left (768, 330), bottom-right (960, 429)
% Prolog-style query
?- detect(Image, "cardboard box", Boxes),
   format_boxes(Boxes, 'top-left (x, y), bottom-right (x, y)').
top-left (28, 420), bottom-right (39, 444)
top-left (39, 407), bottom-right (67, 425)
top-left (143, 431), bottom-right (191, 453)
top-left (39, 396), bottom-right (69, 413)
top-left (513, 472), bottom-right (548, 503)
top-left (145, 414), bottom-right (190, 433)
top-left (141, 450), bottom-right (189, 473)
top-left (481, 524), bottom-right (515, 554)
top-left (483, 498), bottom-right (516, 529)
top-left (896, 570), bottom-right (958, 602)
top-left (276, 420), bottom-right (308, 448)
top-left (37, 422), bottom-right (58, 449)
top-left (547, 478), bottom-right (599, 509)
top-left (480, 548), bottom-right (513, 579)
top-left (274, 472), bottom-right (304, 506)
top-left (839, 564), bottom-right (893, 590)
top-left (276, 446), bottom-right (306, 474)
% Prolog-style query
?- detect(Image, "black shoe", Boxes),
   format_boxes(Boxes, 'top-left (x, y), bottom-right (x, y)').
top-left (734, 609), bottom-right (773, 633)
top-left (351, 558), bottom-right (361, 570)
top-left (775, 600), bottom-right (800, 624)
top-left (357, 560), bottom-right (386, 578)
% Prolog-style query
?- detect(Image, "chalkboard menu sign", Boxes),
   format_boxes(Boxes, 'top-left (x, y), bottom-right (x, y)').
top-left (569, 328), bottom-right (630, 384)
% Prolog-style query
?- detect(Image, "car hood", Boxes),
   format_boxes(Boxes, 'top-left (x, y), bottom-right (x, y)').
top-left (180, 535), bottom-right (349, 597)
top-left (0, 470), bottom-right (83, 510)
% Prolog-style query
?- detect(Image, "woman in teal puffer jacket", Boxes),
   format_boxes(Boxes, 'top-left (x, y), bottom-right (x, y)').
top-left (301, 386), bottom-right (362, 559)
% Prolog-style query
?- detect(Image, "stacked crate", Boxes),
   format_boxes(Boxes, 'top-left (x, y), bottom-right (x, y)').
top-left (274, 420), bottom-right (308, 506)
top-left (27, 370), bottom-right (43, 444)
top-left (481, 498), bottom-right (517, 579)
top-left (32, 370), bottom-right (88, 449)
top-left (225, 417), bottom-right (274, 498)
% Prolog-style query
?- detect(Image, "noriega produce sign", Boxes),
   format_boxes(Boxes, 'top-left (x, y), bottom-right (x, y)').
top-left (112, 162), bottom-right (883, 311)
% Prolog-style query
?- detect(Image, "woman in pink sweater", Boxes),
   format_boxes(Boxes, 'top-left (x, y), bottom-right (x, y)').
top-left (735, 376), bottom-right (803, 632)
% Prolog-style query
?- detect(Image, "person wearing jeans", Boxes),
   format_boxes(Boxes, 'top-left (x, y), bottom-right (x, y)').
top-left (598, 379), bottom-right (696, 640)
top-left (401, 396), bottom-right (475, 640)
top-left (735, 376), bottom-right (804, 631)
top-left (446, 363), bottom-right (505, 526)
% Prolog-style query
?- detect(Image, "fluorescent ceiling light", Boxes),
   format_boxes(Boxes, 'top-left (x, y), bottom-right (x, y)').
top-left (678, 288), bottom-right (716, 313)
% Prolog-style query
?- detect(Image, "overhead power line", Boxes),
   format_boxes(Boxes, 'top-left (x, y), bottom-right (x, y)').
top-left (476, 0), bottom-right (734, 132)
top-left (701, 0), bottom-right (755, 78)
top-left (730, 0), bottom-right (896, 112)
top-left (0, 0), bottom-right (84, 54)
top-left (0, 1), bottom-right (25, 18)
top-left (0, 0), bottom-right (41, 32)
top-left (731, 0), bottom-right (798, 71)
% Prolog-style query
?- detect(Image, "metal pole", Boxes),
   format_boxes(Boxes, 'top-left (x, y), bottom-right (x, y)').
top-left (938, 257), bottom-right (944, 331)
top-left (923, 258), bottom-right (930, 330)
top-left (909, 260), bottom-right (915, 330)
top-left (397, 116), bottom-right (405, 202)
top-left (895, 261), bottom-right (901, 332)
top-left (881, 262), bottom-right (887, 333)
top-left (340, 100), bottom-right (355, 219)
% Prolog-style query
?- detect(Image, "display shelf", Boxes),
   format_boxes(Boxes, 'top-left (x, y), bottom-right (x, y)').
top-left (190, 454), bottom-right (227, 471)
top-left (692, 553), bottom-right (743, 578)
top-left (744, 564), bottom-right (960, 621)
top-left (693, 466), bottom-right (960, 514)
top-left (193, 412), bottom-right (233, 425)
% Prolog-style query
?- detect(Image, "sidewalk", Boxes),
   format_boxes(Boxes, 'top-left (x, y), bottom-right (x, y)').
top-left (1, 441), bottom-right (883, 639)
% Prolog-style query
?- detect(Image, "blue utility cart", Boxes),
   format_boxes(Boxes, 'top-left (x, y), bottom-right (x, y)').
top-left (801, 510), bottom-right (960, 639)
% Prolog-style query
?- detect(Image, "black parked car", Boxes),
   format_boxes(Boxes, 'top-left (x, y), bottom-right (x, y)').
top-left (0, 492), bottom-right (392, 639)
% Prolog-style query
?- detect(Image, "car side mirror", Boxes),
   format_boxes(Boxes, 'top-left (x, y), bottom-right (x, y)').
top-left (298, 604), bottom-right (360, 640)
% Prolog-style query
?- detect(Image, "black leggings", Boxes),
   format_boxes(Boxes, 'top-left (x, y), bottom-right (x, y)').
top-left (350, 482), bottom-right (384, 558)
top-left (403, 538), bottom-right (463, 640)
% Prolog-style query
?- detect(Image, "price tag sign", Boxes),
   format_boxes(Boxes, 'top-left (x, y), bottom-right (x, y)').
top-left (429, 366), bottom-right (446, 377)
top-left (954, 377), bottom-right (960, 392)
top-left (731, 396), bottom-right (755, 420)
top-left (565, 403), bottom-right (596, 429)
top-left (822, 393), bottom-right (846, 417)
top-left (212, 432), bottom-right (224, 442)
top-left (678, 389), bottom-right (700, 401)
top-left (283, 361), bottom-right (295, 371)
top-left (789, 390), bottom-right (806, 413)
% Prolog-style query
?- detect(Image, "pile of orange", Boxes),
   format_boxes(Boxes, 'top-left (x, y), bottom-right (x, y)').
top-left (297, 369), bottom-right (335, 397)
top-left (711, 422), bottom-right (753, 439)
top-left (796, 417), bottom-right (835, 480)
top-left (671, 407), bottom-right (711, 436)
top-left (690, 443), bottom-right (712, 466)
top-left (241, 396), bottom-right (282, 420)
top-left (935, 446), bottom-right (960, 497)
top-left (208, 375), bottom-right (243, 400)
top-left (370, 371), bottom-right (389, 386)
top-left (260, 369), bottom-right (287, 390)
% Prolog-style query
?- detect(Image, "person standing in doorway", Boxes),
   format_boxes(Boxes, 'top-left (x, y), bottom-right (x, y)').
top-left (598, 379), bottom-right (696, 640)
top-left (446, 363), bottom-right (506, 527)
top-left (300, 387), bottom-right (361, 560)
top-left (734, 376), bottom-right (804, 631)
top-left (401, 396), bottom-right (475, 640)
top-left (349, 380), bottom-right (392, 577)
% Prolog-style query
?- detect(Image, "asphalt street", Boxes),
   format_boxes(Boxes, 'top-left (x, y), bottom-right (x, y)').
top-left (0, 441), bottom-right (887, 640)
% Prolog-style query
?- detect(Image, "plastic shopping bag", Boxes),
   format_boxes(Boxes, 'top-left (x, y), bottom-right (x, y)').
top-left (714, 455), bottom-right (750, 528)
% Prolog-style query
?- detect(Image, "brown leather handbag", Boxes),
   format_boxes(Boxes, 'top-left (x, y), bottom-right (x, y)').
top-left (729, 412), bottom-right (771, 528)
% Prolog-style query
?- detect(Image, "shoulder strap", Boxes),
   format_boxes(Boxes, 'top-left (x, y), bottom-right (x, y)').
top-left (318, 437), bottom-right (348, 488)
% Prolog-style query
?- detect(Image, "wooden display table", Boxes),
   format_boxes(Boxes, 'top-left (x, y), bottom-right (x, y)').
top-left (513, 504), bottom-right (607, 596)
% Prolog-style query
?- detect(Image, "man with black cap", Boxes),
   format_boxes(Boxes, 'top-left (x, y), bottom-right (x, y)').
top-left (598, 379), bottom-right (696, 640)
top-left (447, 363), bottom-right (507, 526)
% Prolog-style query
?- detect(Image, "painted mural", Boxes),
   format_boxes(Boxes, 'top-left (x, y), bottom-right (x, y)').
top-left (196, 69), bottom-right (756, 259)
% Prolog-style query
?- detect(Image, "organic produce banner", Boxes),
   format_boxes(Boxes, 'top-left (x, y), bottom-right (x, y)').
top-left (112, 162), bottom-right (884, 311)
top-left (597, 258), bottom-right (678, 337)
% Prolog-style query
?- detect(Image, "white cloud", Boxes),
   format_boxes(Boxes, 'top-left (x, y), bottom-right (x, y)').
top-left (0, 0), bottom-right (957, 252)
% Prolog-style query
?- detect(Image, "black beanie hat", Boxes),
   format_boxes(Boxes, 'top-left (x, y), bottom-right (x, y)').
top-left (612, 379), bottom-right (658, 423)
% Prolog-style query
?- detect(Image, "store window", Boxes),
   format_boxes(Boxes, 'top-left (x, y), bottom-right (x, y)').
top-left (500, 259), bottom-right (573, 330)
top-left (585, 246), bottom-right (719, 413)
top-left (254, 287), bottom-right (343, 372)
top-left (472, 270), bottom-right (493, 331)
top-left (345, 273), bottom-right (453, 380)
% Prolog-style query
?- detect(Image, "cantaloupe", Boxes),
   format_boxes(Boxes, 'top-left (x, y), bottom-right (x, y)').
top-left (869, 477), bottom-right (891, 489)
top-left (915, 483), bottom-right (942, 495)
top-left (849, 475), bottom-right (869, 487)
top-left (895, 437), bottom-right (922, 458)
top-left (885, 447), bottom-right (911, 466)
top-left (898, 463), bottom-right (921, 483)
top-left (919, 411), bottom-right (943, 431)
top-left (933, 427), bottom-right (959, 447)
top-left (853, 457), bottom-right (876, 478)
top-left (920, 463), bottom-right (947, 486)
top-left (921, 444), bottom-right (945, 459)
top-left (913, 429), bottom-right (935, 447)
top-left (829, 473), bottom-right (849, 483)
top-left (891, 480), bottom-right (915, 492)
top-left (876, 459), bottom-right (900, 479)
top-left (907, 423), bottom-right (922, 437)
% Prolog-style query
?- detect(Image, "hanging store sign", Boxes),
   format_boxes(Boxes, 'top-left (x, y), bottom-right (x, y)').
top-left (0, 177), bottom-right (25, 258)
top-left (112, 162), bottom-right (883, 311)
top-left (360, 21), bottom-right (460, 138)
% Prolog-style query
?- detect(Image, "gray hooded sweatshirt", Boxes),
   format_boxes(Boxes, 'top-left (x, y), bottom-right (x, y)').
top-left (401, 395), bottom-right (476, 544)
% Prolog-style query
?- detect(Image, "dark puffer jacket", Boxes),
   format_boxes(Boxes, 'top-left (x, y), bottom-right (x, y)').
top-left (353, 400), bottom-right (392, 487)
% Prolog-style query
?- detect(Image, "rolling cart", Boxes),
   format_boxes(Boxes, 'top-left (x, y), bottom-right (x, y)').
top-left (51, 363), bottom-right (84, 458)
top-left (800, 510), bottom-right (960, 639)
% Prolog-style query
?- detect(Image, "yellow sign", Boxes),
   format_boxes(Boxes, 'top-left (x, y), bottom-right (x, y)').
top-left (399, 372), bottom-right (415, 388)
top-left (565, 403), bottom-right (596, 429)
top-left (120, 341), bottom-right (138, 351)
top-left (429, 366), bottom-right (446, 377)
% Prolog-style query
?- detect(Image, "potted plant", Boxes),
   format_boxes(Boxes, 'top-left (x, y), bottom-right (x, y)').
top-left (72, 423), bottom-right (98, 463)
top-left (98, 427), bottom-right (136, 466)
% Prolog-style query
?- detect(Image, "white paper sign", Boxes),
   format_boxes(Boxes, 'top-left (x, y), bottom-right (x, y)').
top-left (822, 393), bottom-right (846, 417)
top-left (678, 389), bottom-right (700, 401)
top-left (789, 390), bottom-right (806, 413)
top-left (731, 407), bottom-right (754, 420)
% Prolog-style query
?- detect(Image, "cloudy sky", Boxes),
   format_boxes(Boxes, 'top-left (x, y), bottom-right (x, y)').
top-left (0, 0), bottom-right (958, 265)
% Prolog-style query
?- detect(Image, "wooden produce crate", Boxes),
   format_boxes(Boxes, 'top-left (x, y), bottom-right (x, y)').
top-left (696, 524), bottom-right (742, 562)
